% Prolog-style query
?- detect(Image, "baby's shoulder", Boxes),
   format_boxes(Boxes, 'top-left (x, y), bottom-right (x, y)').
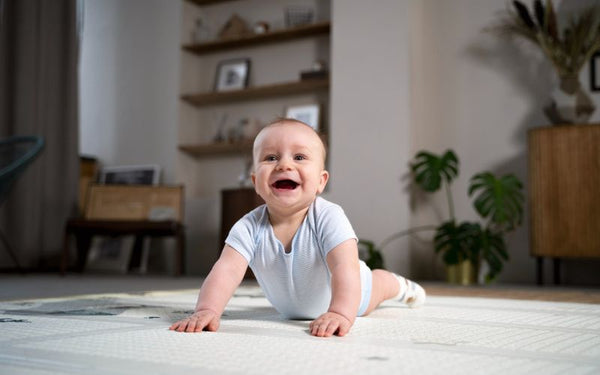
top-left (309, 197), bottom-right (348, 226)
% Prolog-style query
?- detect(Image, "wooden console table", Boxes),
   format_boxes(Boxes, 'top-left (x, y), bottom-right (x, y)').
top-left (61, 219), bottom-right (185, 276)
top-left (528, 124), bottom-right (600, 284)
top-left (61, 184), bottom-right (185, 276)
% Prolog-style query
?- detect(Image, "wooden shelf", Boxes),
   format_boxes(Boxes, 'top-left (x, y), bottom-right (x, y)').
top-left (182, 21), bottom-right (330, 55)
top-left (185, 0), bottom-right (239, 6)
top-left (179, 141), bottom-right (254, 157)
top-left (181, 78), bottom-right (329, 107)
top-left (179, 135), bottom-right (329, 158)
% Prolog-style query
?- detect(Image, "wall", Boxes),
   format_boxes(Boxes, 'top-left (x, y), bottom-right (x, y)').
top-left (328, 0), bottom-right (413, 277)
top-left (79, 0), bottom-right (180, 184)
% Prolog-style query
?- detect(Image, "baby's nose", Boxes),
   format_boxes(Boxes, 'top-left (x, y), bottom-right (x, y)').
top-left (276, 157), bottom-right (293, 170)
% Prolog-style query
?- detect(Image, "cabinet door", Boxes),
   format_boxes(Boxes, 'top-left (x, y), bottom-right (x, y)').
top-left (220, 187), bottom-right (264, 246)
top-left (528, 124), bottom-right (600, 258)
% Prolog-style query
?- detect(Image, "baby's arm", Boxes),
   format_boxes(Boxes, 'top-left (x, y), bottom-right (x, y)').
top-left (169, 245), bottom-right (247, 333)
top-left (309, 239), bottom-right (361, 337)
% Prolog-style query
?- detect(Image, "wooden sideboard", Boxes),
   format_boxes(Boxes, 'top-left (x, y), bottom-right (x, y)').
top-left (220, 187), bottom-right (264, 278)
top-left (528, 124), bottom-right (600, 284)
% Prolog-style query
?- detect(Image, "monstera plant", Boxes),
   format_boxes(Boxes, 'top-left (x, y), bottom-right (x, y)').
top-left (411, 150), bottom-right (524, 283)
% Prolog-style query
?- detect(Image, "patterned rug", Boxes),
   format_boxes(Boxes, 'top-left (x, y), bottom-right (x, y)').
top-left (1, 285), bottom-right (599, 374)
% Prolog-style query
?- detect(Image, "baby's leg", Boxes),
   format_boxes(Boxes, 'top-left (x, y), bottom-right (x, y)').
top-left (362, 269), bottom-right (426, 315)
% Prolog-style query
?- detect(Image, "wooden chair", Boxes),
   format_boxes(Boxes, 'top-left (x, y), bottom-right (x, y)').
top-left (61, 184), bottom-right (185, 276)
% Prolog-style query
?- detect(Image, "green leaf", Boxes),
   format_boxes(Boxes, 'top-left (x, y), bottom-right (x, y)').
top-left (479, 229), bottom-right (508, 282)
top-left (411, 150), bottom-right (459, 192)
top-left (434, 220), bottom-right (480, 266)
top-left (358, 239), bottom-right (385, 270)
top-left (469, 172), bottom-right (524, 232)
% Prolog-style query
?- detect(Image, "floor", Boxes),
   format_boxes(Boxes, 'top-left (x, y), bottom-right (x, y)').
top-left (2, 274), bottom-right (600, 303)
top-left (1, 274), bottom-right (599, 374)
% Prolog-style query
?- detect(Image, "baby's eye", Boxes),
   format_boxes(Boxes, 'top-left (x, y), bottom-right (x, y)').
top-left (264, 155), bottom-right (278, 162)
top-left (294, 154), bottom-right (306, 161)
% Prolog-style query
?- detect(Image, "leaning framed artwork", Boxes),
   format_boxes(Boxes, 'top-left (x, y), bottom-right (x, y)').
top-left (215, 58), bottom-right (250, 92)
top-left (99, 164), bottom-right (161, 185)
top-left (285, 103), bottom-right (320, 131)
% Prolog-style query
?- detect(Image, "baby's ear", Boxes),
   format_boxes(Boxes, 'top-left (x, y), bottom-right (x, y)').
top-left (317, 170), bottom-right (329, 194)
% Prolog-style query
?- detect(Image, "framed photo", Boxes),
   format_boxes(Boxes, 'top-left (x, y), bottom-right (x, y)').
top-left (590, 52), bottom-right (600, 92)
top-left (285, 103), bottom-right (320, 131)
top-left (215, 58), bottom-right (250, 92)
top-left (86, 235), bottom-right (135, 274)
top-left (99, 164), bottom-right (161, 185)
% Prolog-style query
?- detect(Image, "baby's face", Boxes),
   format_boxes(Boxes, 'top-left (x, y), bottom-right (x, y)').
top-left (252, 121), bottom-right (328, 214)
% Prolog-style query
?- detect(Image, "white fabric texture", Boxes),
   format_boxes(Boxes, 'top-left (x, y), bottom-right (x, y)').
top-left (225, 197), bottom-right (370, 319)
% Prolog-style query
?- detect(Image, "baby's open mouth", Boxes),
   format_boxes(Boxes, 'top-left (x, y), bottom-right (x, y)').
top-left (272, 179), bottom-right (299, 190)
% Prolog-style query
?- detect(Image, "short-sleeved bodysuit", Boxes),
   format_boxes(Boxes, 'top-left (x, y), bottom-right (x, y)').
top-left (225, 197), bottom-right (373, 319)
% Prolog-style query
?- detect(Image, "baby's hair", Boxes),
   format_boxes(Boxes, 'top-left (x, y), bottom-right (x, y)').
top-left (260, 117), bottom-right (328, 161)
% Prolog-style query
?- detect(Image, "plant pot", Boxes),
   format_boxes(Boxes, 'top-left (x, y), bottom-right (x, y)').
top-left (543, 74), bottom-right (595, 125)
top-left (446, 259), bottom-right (478, 285)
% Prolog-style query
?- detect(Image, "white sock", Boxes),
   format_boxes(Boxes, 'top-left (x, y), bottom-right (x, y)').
top-left (393, 274), bottom-right (426, 308)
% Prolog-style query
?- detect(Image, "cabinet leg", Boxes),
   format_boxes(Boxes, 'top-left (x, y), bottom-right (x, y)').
top-left (61, 232), bottom-right (70, 276)
top-left (536, 257), bottom-right (544, 285)
top-left (176, 228), bottom-right (185, 277)
top-left (553, 258), bottom-right (561, 285)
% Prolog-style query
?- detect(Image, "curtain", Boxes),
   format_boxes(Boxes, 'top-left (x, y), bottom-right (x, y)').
top-left (0, 0), bottom-right (79, 269)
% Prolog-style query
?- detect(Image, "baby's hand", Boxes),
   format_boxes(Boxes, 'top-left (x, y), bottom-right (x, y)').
top-left (309, 311), bottom-right (352, 337)
top-left (169, 309), bottom-right (220, 333)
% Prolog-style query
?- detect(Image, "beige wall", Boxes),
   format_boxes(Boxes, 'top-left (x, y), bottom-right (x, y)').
top-left (327, 0), bottom-right (413, 276)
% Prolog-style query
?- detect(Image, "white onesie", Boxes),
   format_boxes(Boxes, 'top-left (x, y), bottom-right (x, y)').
top-left (225, 197), bottom-right (372, 319)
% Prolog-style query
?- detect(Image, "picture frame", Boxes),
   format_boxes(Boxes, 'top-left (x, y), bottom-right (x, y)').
top-left (590, 52), bottom-right (600, 92)
top-left (215, 58), bottom-right (250, 92)
top-left (285, 103), bottom-right (321, 131)
top-left (99, 164), bottom-right (161, 185)
top-left (86, 235), bottom-right (135, 274)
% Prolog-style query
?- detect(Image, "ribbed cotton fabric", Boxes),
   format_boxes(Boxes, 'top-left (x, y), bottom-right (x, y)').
top-left (226, 197), bottom-right (371, 319)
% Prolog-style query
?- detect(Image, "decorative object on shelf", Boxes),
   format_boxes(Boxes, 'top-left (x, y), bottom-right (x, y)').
top-left (590, 52), bottom-right (600, 91)
top-left (212, 113), bottom-right (228, 143)
top-left (300, 59), bottom-right (329, 81)
top-left (253, 21), bottom-right (270, 35)
top-left (285, 6), bottom-right (314, 28)
top-left (192, 17), bottom-right (210, 43)
top-left (285, 103), bottom-right (320, 131)
top-left (218, 13), bottom-right (250, 39)
top-left (214, 58), bottom-right (250, 92)
top-left (238, 117), bottom-right (262, 140)
top-left (181, 21), bottom-right (331, 56)
top-left (238, 156), bottom-right (253, 187)
top-left (488, 0), bottom-right (600, 125)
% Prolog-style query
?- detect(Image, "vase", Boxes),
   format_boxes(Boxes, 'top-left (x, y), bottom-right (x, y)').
top-left (446, 259), bottom-right (478, 286)
top-left (543, 74), bottom-right (595, 125)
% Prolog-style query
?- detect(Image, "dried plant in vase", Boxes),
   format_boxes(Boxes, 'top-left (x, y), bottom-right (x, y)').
top-left (489, 0), bottom-right (600, 124)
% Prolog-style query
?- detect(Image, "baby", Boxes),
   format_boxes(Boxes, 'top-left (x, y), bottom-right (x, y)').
top-left (170, 119), bottom-right (425, 337)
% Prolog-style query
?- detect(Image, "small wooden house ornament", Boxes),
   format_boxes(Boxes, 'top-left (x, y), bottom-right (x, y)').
top-left (218, 14), bottom-right (250, 39)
